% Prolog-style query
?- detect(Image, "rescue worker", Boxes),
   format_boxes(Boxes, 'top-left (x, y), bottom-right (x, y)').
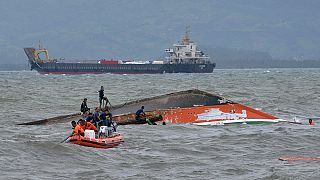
top-left (73, 120), bottom-right (85, 136)
top-left (135, 106), bottom-right (145, 121)
top-left (92, 107), bottom-right (101, 127)
top-left (70, 120), bottom-right (77, 135)
top-left (71, 120), bottom-right (77, 129)
top-left (99, 110), bottom-right (108, 127)
top-left (73, 119), bottom-right (97, 136)
top-left (80, 98), bottom-right (90, 114)
top-left (98, 86), bottom-right (105, 108)
top-left (86, 112), bottom-right (94, 123)
top-left (81, 119), bottom-right (97, 132)
top-left (105, 110), bottom-right (113, 127)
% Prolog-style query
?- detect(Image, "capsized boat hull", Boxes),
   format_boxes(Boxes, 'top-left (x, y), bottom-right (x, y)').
top-left (112, 112), bottom-right (163, 125)
top-left (161, 103), bottom-right (284, 125)
top-left (67, 134), bottom-right (124, 148)
top-left (17, 89), bottom-right (285, 126)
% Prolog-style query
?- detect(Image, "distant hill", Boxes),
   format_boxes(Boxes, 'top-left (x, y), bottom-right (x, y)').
top-left (206, 47), bottom-right (320, 68)
top-left (2, 45), bottom-right (320, 71)
top-left (215, 59), bottom-right (320, 69)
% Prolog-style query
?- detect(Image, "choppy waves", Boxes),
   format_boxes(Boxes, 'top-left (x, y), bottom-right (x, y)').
top-left (0, 69), bottom-right (319, 179)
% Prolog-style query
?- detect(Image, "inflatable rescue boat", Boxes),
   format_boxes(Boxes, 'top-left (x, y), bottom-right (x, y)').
top-left (67, 128), bottom-right (124, 148)
top-left (67, 134), bottom-right (124, 148)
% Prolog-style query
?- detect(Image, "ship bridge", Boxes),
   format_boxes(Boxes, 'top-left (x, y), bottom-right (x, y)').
top-left (165, 30), bottom-right (210, 64)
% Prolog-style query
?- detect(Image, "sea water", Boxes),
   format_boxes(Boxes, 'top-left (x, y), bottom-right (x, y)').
top-left (0, 69), bottom-right (319, 179)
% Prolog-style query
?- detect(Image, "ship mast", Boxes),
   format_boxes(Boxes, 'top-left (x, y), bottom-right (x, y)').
top-left (38, 40), bottom-right (42, 50)
top-left (182, 26), bottom-right (190, 45)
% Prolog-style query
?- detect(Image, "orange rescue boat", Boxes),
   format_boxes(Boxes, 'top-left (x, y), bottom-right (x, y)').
top-left (66, 133), bottom-right (124, 148)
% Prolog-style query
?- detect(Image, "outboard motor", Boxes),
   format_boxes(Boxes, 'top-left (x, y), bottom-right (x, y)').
top-left (99, 126), bottom-right (114, 137)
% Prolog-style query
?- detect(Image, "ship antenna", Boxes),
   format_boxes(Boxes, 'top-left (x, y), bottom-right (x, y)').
top-left (185, 26), bottom-right (190, 39)
top-left (183, 26), bottom-right (190, 45)
top-left (38, 40), bottom-right (42, 50)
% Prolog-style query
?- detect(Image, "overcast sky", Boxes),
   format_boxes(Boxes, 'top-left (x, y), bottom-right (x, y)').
top-left (1, 0), bottom-right (320, 64)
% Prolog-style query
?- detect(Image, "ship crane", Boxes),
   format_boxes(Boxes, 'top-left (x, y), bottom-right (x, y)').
top-left (34, 41), bottom-right (49, 62)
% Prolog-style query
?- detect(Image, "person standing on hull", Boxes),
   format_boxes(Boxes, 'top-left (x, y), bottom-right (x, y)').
top-left (80, 98), bottom-right (90, 114)
top-left (98, 86), bottom-right (104, 108)
top-left (98, 86), bottom-right (110, 109)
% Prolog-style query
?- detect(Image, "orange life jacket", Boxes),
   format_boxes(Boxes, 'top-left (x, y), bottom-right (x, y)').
top-left (80, 122), bottom-right (97, 132)
top-left (73, 125), bottom-right (85, 136)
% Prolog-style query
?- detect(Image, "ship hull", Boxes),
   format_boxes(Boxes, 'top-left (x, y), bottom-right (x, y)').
top-left (29, 61), bottom-right (215, 74)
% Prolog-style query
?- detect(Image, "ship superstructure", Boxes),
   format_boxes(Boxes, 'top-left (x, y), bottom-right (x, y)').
top-left (165, 29), bottom-right (210, 65)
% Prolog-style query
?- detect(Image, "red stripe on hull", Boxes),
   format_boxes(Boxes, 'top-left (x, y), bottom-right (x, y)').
top-left (38, 71), bottom-right (160, 75)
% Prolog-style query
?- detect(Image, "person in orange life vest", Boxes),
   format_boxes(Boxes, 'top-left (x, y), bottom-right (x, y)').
top-left (80, 119), bottom-right (97, 132)
top-left (73, 120), bottom-right (85, 136)
top-left (70, 121), bottom-right (77, 135)
top-left (71, 121), bottom-right (77, 129)
top-left (73, 119), bottom-right (97, 136)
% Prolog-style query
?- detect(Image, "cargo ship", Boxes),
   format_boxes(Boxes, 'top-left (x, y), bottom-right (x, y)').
top-left (24, 31), bottom-right (215, 74)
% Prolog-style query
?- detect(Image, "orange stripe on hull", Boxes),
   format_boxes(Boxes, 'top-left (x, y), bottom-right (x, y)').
top-left (162, 103), bottom-right (279, 124)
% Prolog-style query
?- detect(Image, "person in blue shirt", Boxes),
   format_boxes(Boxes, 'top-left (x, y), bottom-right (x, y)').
top-left (106, 111), bottom-right (113, 127)
top-left (99, 110), bottom-right (113, 126)
top-left (135, 106), bottom-right (145, 121)
top-left (92, 107), bottom-right (100, 127)
top-left (99, 111), bottom-right (107, 127)
top-left (86, 112), bottom-right (94, 123)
